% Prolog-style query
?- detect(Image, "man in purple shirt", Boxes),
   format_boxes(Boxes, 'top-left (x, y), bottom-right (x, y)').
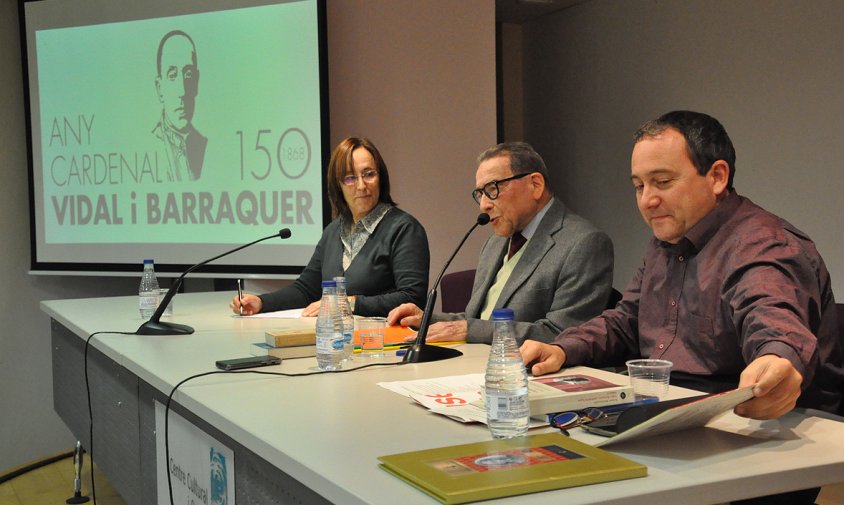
top-left (522, 111), bottom-right (842, 425)
top-left (523, 111), bottom-right (842, 504)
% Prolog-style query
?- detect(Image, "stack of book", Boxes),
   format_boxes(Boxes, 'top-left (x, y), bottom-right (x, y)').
top-left (251, 324), bottom-right (422, 359)
top-left (527, 373), bottom-right (634, 416)
top-left (250, 328), bottom-right (316, 359)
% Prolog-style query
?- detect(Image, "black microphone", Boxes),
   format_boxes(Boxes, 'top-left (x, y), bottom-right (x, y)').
top-left (136, 228), bottom-right (292, 335)
top-left (403, 213), bottom-right (490, 363)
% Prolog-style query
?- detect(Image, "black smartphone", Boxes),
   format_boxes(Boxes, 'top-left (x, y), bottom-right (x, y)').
top-left (215, 355), bottom-right (281, 370)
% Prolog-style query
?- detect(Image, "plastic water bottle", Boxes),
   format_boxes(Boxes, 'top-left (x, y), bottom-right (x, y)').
top-left (138, 259), bottom-right (160, 319)
top-left (316, 280), bottom-right (344, 371)
top-left (484, 308), bottom-right (530, 438)
top-left (334, 277), bottom-right (355, 361)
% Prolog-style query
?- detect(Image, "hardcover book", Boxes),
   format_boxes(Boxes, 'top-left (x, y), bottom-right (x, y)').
top-left (378, 432), bottom-right (647, 504)
top-left (250, 342), bottom-right (315, 359)
top-left (265, 328), bottom-right (316, 347)
top-left (527, 373), bottom-right (634, 416)
top-left (265, 325), bottom-right (415, 347)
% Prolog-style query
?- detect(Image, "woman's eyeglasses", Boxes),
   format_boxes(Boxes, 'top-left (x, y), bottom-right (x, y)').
top-left (342, 170), bottom-right (378, 186)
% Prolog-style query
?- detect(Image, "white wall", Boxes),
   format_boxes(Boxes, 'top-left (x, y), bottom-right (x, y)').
top-left (326, 0), bottom-right (496, 277)
top-left (518, 0), bottom-right (844, 296)
top-left (0, 0), bottom-right (138, 471)
top-left (0, 0), bottom-right (495, 472)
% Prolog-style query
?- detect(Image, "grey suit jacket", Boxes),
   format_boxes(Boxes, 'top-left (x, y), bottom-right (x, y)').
top-left (433, 198), bottom-right (613, 344)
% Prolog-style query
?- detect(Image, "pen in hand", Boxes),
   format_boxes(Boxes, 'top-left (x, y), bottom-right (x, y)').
top-left (237, 279), bottom-right (243, 315)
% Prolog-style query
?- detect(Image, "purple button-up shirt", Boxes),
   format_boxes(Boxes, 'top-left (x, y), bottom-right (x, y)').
top-left (557, 192), bottom-right (842, 412)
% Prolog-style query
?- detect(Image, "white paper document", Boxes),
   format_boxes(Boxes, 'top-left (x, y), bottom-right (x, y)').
top-left (378, 373), bottom-right (546, 427)
top-left (378, 373), bottom-right (485, 398)
top-left (378, 374), bottom-right (487, 422)
top-left (595, 386), bottom-right (755, 447)
top-left (238, 308), bottom-right (306, 319)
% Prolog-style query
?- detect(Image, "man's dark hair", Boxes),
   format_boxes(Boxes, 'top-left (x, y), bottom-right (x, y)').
top-left (477, 141), bottom-right (552, 187)
top-left (156, 30), bottom-right (197, 77)
top-left (634, 110), bottom-right (736, 190)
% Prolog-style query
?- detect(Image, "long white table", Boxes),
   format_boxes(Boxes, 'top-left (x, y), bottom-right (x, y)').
top-left (43, 292), bottom-right (844, 505)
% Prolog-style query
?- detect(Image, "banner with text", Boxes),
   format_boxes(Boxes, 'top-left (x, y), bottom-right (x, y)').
top-left (155, 401), bottom-right (236, 505)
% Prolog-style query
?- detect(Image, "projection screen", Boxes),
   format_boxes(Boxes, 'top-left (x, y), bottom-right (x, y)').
top-left (22, 0), bottom-right (330, 277)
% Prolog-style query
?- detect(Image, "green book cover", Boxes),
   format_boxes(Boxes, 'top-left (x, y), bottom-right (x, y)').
top-left (378, 433), bottom-right (646, 504)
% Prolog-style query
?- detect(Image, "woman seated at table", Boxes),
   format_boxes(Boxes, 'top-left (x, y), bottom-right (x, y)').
top-left (230, 137), bottom-right (430, 317)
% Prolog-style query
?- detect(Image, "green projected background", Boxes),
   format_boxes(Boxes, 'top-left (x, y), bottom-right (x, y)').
top-left (23, 0), bottom-right (327, 274)
top-left (36, 3), bottom-right (322, 245)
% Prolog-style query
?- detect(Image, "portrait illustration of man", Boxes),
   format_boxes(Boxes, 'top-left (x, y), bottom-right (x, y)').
top-left (153, 30), bottom-right (207, 181)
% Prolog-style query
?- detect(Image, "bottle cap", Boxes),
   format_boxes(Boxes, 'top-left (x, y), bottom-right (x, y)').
top-left (491, 308), bottom-right (515, 320)
top-left (321, 280), bottom-right (337, 288)
top-left (143, 259), bottom-right (154, 265)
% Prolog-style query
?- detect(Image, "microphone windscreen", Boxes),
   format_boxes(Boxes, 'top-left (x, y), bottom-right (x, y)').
top-left (279, 228), bottom-right (292, 239)
top-left (477, 213), bottom-right (491, 225)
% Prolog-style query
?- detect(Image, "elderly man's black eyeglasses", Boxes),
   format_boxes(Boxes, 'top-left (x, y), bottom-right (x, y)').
top-left (471, 172), bottom-right (531, 204)
top-left (549, 407), bottom-right (606, 435)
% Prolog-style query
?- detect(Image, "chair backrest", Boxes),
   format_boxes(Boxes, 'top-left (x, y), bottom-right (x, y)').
top-left (607, 288), bottom-right (623, 310)
top-left (838, 303), bottom-right (844, 415)
top-left (440, 269), bottom-right (476, 313)
top-left (837, 303), bottom-right (844, 339)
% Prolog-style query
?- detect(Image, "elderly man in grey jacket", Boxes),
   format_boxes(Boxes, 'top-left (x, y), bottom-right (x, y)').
top-left (388, 142), bottom-right (614, 344)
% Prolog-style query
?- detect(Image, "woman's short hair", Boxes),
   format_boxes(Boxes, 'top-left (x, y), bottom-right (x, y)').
top-left (326, 137), bottom-right (396, 220)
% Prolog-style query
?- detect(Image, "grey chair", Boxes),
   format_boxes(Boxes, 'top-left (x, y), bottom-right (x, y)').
top-left (838, 303), bottom-right (844, 417)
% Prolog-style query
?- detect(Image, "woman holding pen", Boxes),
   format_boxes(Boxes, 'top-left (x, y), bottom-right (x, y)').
top-left (230, 137), bottom-right (430, 317)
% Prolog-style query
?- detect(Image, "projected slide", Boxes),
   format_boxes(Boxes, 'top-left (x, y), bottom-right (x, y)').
top-left (24, 0), bottom-right (326, 272)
